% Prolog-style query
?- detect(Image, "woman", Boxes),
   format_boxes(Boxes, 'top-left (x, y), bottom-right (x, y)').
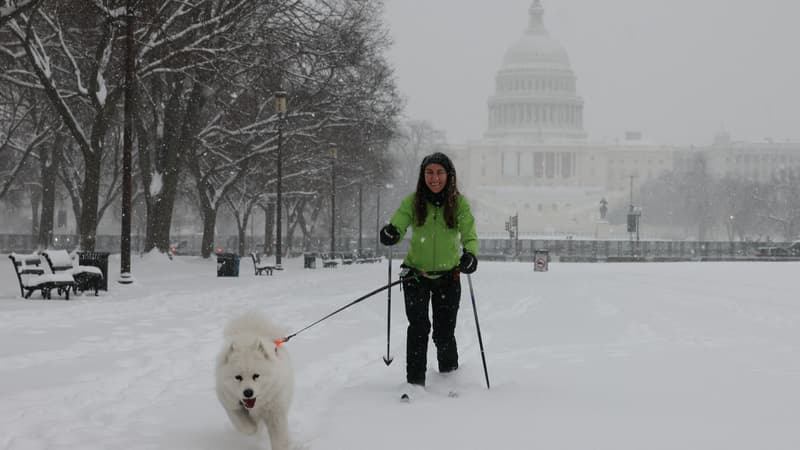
top-left (379, 152), bottom-right (478, 389)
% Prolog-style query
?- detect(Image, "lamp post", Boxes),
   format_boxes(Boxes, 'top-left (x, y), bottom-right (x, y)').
top-left (329, 143), bottom-right (337, 254)
top-left (119, 0), bottom-right (135, 284)
top-left (357, 182), bottom-right (363, 256)
top-left (274, 91), bottom-right (287, 269)
top-left (728, 215), bottom-right (735, 243)
top-left (375, 185), bottom-right (380, 254)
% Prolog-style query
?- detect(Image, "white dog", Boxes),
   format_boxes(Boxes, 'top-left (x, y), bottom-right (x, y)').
top-left (215, 313), bottom-right (294, 450)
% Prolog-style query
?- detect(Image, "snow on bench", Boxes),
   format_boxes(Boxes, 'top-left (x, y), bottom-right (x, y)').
top-left (250, 253), bottom-right (275, 276)
top-left (8, 253), bottom-right (75, 300)
top-left (41, 249), bottom-right (104, 295)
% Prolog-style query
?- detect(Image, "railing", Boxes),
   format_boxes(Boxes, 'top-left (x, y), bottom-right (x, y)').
top-left (0, 234), bottom-right (789, 262)
top-left (476, 239), bottom-right (780, 262)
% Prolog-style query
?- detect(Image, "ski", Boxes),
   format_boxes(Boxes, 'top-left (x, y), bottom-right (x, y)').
top-left (398, 388), bottom-right (458, 402)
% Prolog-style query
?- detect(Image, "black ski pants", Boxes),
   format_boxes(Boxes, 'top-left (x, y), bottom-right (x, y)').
top-left (402, 270), bottom-right (461, 385)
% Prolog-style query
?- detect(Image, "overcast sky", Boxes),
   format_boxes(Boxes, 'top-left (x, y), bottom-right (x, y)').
top-left (384, 0), bottom-right (800, 146)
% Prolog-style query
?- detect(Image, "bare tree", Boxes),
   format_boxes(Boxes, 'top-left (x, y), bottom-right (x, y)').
top-left (2, 0), bottom-right (402, 257)
top-left (3, 1), bottom-right (128, 250)
top-left (0, 0), bottom-right (42, 28)
top-left (133, 0), bottom-right (268, 254)
top-left (390, 120), bottom-right (447, 192)
top-left (761, 169), bottom-right (800, 240)
top-left (185, 0), bottom-right (401, 257)
top-left (0, 86), bottom-right (58, 241)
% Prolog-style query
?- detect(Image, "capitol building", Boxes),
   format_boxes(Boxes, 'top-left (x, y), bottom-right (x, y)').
top-left (450, 0), bottom-right (800, 239)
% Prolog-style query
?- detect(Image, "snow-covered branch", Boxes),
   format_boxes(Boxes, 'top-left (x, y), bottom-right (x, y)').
top-left (0, 0), bottom-right (41, 28)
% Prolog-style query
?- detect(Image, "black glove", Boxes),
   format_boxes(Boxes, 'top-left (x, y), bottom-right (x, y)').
top-left (459, 251), bottom-right (477, 274)
top-left (379, 224), bottom-right (400, 246)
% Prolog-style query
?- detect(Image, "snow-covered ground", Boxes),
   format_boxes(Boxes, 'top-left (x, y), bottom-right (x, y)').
top-left (1, 253), bottom-right (799, 450)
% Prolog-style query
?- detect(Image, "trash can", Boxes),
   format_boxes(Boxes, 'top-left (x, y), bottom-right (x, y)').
top-left (216, 253), bottom-right (240, 277)
top-left (533, 249), bottom-right (549, 272)
top-left (303, 253), bottom-right (317, 269)
top-left (77, 251), bottom-right (110, 290)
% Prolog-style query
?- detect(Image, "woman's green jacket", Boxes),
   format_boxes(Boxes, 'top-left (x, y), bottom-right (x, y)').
top-left (389, 193), bottom-right (478, 273)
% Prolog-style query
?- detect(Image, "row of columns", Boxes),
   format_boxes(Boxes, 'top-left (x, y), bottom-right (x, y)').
top-left (489, 102), bottom-right (583, 129)
top-left (500, 151), bottom-right (577, 179)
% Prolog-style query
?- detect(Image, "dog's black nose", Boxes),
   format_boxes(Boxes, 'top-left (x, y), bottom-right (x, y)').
top-left (243, 389), bottom-right (254, 398)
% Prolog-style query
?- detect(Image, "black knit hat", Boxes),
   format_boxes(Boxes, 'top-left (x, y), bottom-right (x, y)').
top-left (420, 152), bottom-right (455, 175)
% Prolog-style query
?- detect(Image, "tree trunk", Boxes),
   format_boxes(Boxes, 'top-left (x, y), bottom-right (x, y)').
top-left (147, 197), bottom-right (166, 252)
top-left (29, 186), bottom-right (41, 240)
top-left (306, 197), bottom-right (323, 251)
top-left (284, 199), bottom-right (305, 256)
top-left (68, 189), bottom-right (81, 235)
top-left (38, 179), bottom-right (55, 248)
top-left (78, 150), bottom-right (102, 251)
top-left (140, 79), bottom-right (187, 253)
top-left (79, 88), bottom-right (120, 252)
top-left (285, 220), bottom-right (296, 257)
top-left (297, 210), bottom-right (310, 251)
top-left (237, 219), bottom-right (247, 257)
top-left (200, 202), bottom-right (218, 258)
top-left (146, 158), bottom-right (181, 253)
top-left (38, 134), bottom-right (63, 248)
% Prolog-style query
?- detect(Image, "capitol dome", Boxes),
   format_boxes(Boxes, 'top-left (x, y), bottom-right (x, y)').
top-left (501, 1), bottom-right (571, 71)
top-left (485, 0), bottom-right (586, 143)
top-left (502, 34), bottom-right (571, 70)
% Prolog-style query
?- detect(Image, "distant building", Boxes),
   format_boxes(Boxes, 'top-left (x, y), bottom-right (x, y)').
top-left (451, 0), bottom-right (800, 239)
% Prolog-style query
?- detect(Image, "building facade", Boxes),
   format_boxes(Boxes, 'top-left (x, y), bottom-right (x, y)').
top-left (452, 0), bottom-right (800, 239)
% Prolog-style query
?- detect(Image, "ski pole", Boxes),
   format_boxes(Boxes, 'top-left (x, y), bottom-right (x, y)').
top-left (275, 277), bottom-right (410, 346)
top-left (383, 246), bottom-right (393, 365)
top-left (467, 273), bottom-right (490, 389)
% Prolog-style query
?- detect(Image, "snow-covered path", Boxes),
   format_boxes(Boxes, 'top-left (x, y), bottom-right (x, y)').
top-left (1, 254), bottom-right (799, 449)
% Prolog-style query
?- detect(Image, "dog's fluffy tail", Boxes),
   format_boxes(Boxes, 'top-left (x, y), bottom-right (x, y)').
top-left (223, 311), bottom-right (286, 341)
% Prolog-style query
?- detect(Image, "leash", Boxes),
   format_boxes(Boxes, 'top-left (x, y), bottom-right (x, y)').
top-left (274, 277), bottom-right (411, 346)
top-left (274, 266), bottom-right (455, 347)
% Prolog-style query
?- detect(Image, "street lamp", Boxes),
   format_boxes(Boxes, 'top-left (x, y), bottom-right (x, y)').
top-left (728, 215), bottom-right (735, 242)
top-left (119, 0), bottom-right (135, 284)
top-left (329, 143), bottom-right (337, 254)
top-left (376, 186), bottom-right (380, 253)
top-left (274, 91), bottom-right (287, 269)
top-left (357, 183), bottom-right (363, 256)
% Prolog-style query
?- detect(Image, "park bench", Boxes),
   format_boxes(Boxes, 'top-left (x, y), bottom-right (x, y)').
top-left (8, 253), bottom-right (75, 300)
top-left (41, 249), bottom-right (104, 295)
top-left (320, 253), bottom-right (339, 268)
top-left (250, 253), bottom-right (275, 276)
top-left (355, 249), bottom-right (382, 264)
